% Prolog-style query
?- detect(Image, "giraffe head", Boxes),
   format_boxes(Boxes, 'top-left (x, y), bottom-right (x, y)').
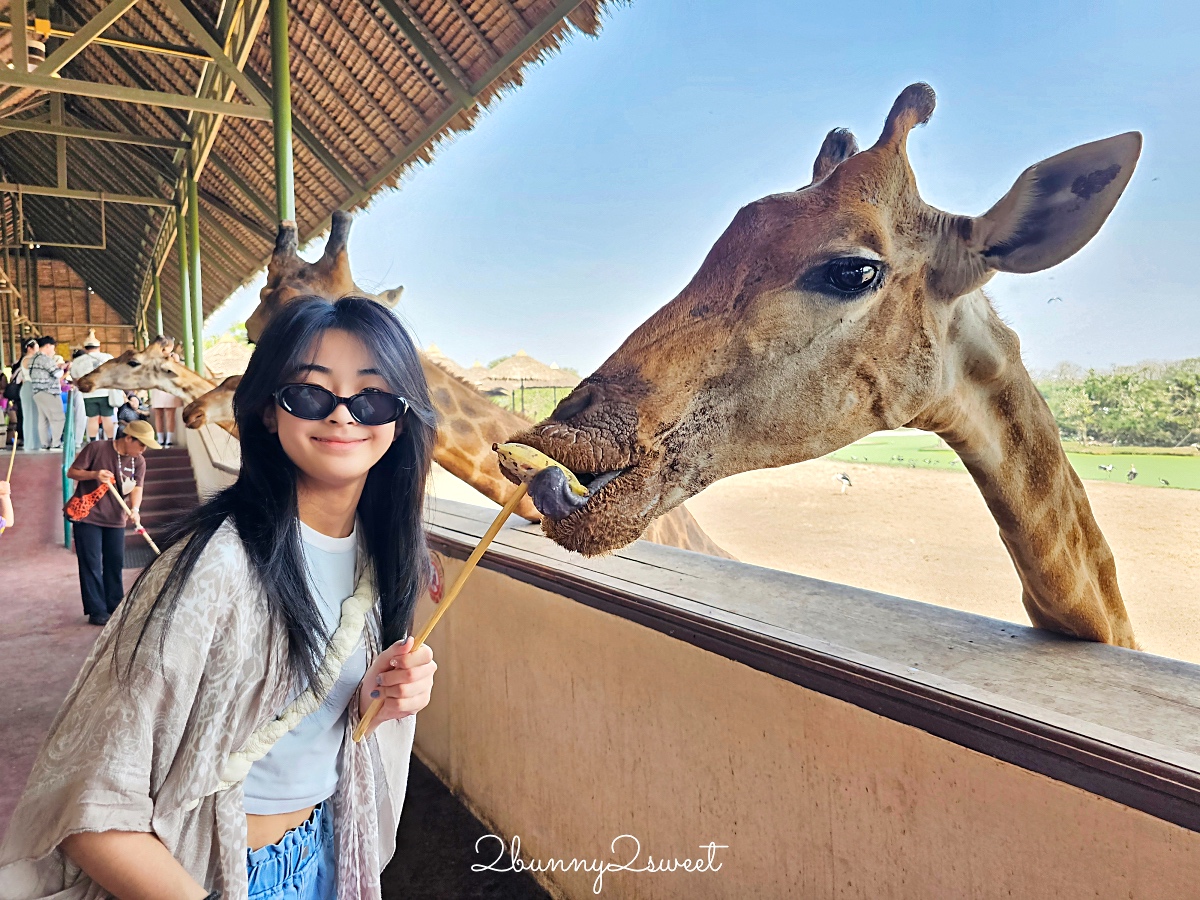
top-left (245, 210), bottom-right (404, 341)
top-left (513, 83), bottom-right (1141, 555)
top-left (246, 211), bottom-right (357, 342)
top-left (75, 336), bottom-right (209, 400)
top-left (182, 374), bottom-right (240, 432)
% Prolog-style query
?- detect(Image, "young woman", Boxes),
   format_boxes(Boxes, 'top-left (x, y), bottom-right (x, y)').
top-left (15, 339), bottom-right (40, 451)
top-left (0, 296), bottom-right (440, 899)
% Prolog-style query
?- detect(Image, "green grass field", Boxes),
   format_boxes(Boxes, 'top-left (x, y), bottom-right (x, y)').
top-left (826, 433), bottom-right (1200, 490)
top-left (489, 386), bottom-right (570, 424)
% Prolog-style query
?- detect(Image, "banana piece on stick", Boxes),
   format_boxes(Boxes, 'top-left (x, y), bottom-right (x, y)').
top-left (493, 442), bottom-right (590, 521)
top-left (493, 442), bottom-right (588, 494)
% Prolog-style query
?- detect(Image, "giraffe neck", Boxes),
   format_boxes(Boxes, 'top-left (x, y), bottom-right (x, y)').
top-left (912, 294), bottom-right (1137, 648)
top-left (162, 365), bottom-right (216, 402)
top-left (419, 356), bottom-right (541, 521)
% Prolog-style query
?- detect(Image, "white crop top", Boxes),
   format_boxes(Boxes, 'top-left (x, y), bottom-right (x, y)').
top-left (242, 520), bottom-right (368, 815)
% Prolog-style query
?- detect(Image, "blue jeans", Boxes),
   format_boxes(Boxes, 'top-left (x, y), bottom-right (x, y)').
top-left (246, 802), bottom-right (336, 900)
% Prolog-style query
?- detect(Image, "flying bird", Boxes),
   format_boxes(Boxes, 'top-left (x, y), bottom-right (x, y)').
top-left (1047, 296), bottom-right (1063, 304)
top-left (834, 473), bottom-right (852, 493)
top-left (1160, 478), bottom-right (1170, 486)
top-left (1127, 465), bottom-right (1138, 482)
top-left (1099, 464), bottom-right (1114, 472)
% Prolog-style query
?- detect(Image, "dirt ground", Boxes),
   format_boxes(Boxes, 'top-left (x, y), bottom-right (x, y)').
top-left (427, 460), bottom-right (1200, 665)
top-left (684, 459), bottom-right (1200, 665)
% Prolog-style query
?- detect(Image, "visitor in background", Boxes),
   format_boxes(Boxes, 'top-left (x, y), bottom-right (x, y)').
top-left (0, 371), bottom-right (14, 448)
top-left (150, 348), bottom-right (184, 447)
top-left (69, 333), bottom-right (116, 441)
top-left (64, 419), bottom-right (157, 626)
top-left (16, 339), bottom-right (40, 451)
top-left (117, 391), bottom-right (151, 426)
top-left (0, 479), bottom-right (13, 531)
top-left (29, 336), bottom-right (65, 451)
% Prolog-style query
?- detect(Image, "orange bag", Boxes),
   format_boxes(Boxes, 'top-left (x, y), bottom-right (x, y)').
top-left (65, 483), bottom-right (109, 522)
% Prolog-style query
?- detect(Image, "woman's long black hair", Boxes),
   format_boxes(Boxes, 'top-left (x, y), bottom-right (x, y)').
top-left (118, 295), bottom-right (436, 687)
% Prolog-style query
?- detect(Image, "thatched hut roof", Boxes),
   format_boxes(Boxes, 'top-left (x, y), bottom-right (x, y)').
top-left (0, 0), bottom-right (622, 342)
top-left (424, 342), bottom-right (467, 379)
top-left (485, 349), bottom-right (579, 387)
top-left (462, 359), bottom-right (492, 387)
top-left (203, 336), bottom-right (254, 379)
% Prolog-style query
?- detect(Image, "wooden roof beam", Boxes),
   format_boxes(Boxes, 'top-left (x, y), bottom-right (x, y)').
top-left (0, 70), bottom-right (273, 119)
top-left (35, 0), bottom-right (141, 77)
top-left (243, 67), bottom-right (362, 193)
top-left (157, 0), bottom-right (271, 112)
top-left (333, 0), bottom-right (588, 219)
top-left (205, 154), bottom-right (276, 226)
top-left (0, 183), bottom-right (173, 207)
top-left (374, 0), bottom-right (475, 107)
top-left (304, 6), bottom-right (427, 126)
top-left (442, 0), bottom-right (500, 64)
top-left (197, 205), bottom-right (265, 268)
top-left (0, 118), bottom-right (190, 150)
top-left (494, 0), bottom-right (529, 35)
top-left (0, 19), bottom-right (210, 61)
top-left (287, 12), bottom-right (414, 136)
top-left (197, 186), bottom-right (272, 244)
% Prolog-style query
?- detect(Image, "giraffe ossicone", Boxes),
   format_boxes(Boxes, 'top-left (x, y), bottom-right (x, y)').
top-left (513, 83), bottom-right (1141, 648)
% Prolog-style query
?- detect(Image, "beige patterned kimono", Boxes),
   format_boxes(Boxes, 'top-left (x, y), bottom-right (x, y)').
top-left (0, 521), bottom-right (416, 900)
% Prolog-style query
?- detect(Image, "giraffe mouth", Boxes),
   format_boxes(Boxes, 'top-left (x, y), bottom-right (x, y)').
top-left (505, 435), bottom-right (666, 556)
top-left (524, 465), bottom-right (630, 521)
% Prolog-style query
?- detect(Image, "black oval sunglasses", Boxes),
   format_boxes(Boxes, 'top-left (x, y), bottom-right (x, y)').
top-left (274, 383), bottom-right (410, 426)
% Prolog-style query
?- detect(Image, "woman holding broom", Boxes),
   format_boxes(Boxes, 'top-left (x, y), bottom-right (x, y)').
top-left (0, 296), bottom-right (439, 899)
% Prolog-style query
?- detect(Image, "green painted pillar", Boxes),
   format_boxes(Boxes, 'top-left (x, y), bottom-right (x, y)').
top-left (186, 174), bottom-right (204, 374)
top-left (153, 270), bottom-right (164, 338)
top-left (176, 206), bottom-right (193, 369)
top-left (270, 0), bottom-right (295, 224)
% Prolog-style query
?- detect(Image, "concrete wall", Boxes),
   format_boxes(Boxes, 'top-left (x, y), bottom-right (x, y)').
top-left (413, 558), bottom-right (1200, 899)
top-left (183, 419), bottom-right (237, 497)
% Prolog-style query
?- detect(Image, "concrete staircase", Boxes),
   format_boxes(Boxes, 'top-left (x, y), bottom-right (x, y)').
top-left (125, 447), bottom-right (199, 567)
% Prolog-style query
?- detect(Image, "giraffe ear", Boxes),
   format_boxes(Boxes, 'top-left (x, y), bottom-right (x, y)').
top-left (971, 132), bottom-right (1141, 273)
top-left (377, 285), bottom-right (404, 309)
top-left (808, 128), bottom-right (859, 185)
top-left (931, 132), bottom-right (1142, 298)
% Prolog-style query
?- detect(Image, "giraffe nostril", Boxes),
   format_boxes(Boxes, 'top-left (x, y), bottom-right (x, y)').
top-left (551, 386), bottom-right (593, 422)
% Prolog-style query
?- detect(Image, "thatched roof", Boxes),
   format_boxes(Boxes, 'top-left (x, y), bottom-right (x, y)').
top-left (203, 335), bottom-right (253, 378)
top-left (486, 348), bottom-right (577, 386)
top-left (0, 0), bottom-right (622, 341)
top-left (424, 341), bottom-right (467, 379)
top-left (462, 358), bottom-right (491, 386)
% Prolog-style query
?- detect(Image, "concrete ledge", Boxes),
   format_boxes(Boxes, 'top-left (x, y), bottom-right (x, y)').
top-left (423, 498), bottom-right (1200, 834)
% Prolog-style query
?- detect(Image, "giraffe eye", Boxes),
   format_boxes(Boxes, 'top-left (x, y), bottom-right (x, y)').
top-left (127, 359), bottom-right (142, 368)
top-left (803, 257), bottom-right (884, 297)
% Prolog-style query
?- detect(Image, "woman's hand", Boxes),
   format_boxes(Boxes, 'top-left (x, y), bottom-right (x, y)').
top-left (358, 636), bottom-right (436, 738)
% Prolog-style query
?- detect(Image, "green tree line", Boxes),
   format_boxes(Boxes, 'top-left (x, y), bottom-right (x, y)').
top-left (1037, 359), bottom-right (1200, 447)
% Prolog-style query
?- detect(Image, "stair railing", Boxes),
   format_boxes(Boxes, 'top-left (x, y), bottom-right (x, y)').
top-left (61, 387), bottom-right (77, 548)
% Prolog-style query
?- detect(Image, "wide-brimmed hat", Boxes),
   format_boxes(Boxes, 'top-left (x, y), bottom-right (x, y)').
top-left (83, 329), bottom-right (101, 349)
top-left (122, 419), bottom-right (162, 449)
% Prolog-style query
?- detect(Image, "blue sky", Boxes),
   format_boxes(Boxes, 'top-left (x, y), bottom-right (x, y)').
top-left (206, 0), bottom-right (1200, 375)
